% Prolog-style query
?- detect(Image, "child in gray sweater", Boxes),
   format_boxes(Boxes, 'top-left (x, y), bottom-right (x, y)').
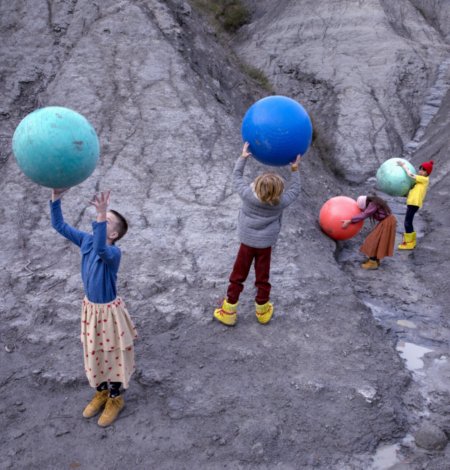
top-left (214, 142), bottom-right (301, 326)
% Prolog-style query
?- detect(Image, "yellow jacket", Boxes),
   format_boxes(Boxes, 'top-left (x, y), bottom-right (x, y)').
top-left (407, 175), bottom-right (429, 207)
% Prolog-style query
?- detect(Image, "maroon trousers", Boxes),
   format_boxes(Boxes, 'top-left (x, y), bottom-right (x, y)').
top-left (227, 243), bottom-right (272, 305)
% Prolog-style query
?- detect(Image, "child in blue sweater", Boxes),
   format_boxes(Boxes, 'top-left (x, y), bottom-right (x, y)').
top-left (214, 142), bottom-right (301, 326)
top-left (50, 189), bottom-right (137, 427)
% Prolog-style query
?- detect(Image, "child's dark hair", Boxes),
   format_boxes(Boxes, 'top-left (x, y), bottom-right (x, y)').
top-left (109, 209), bottom-right (128, 243)
top-left (367, 195), bottom-right (392, 215)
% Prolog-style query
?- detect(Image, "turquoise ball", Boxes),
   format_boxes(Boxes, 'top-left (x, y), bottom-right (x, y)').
top-left (12, 106), bottom-right (100, 188)
top-left (376, 158), bottom-right (416, 197)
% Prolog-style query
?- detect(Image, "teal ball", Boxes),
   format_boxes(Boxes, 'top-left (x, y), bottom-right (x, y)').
top-left (12, 106), bottom-right (100, 188)
top-left (376, 158), bottom-right (416, 197)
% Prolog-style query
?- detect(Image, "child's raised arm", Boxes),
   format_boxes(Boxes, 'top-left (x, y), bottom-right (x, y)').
top-left (281, 154), bottom-right (301, 207)
top-left (90, 191), bottom-right (121, 267)
top-left (397, 160), bottom-right (416, 180)
top-left (232, 142), bottom-right (252, 197)
top-left (50, 188), bottom-right (88, 247)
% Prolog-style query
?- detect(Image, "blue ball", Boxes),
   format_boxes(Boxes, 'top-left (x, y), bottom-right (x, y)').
top-left (376, 158), bottom-right (416, 197)
top-left (12, 106), bottom-right (100, 188)
top-left (241, 96), bottom-right (313, 166)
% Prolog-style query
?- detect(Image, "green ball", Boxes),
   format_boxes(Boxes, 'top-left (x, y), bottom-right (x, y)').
top-left (376, 158), bottom-right (416, 197)
top-left (12, 106), bottom-right (100, 188)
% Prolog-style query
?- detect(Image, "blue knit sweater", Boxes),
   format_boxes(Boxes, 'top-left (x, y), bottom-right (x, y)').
top-left (50, 199), bottom-right (121, 303)
top-left (233, 157), bottom-right (301, 248)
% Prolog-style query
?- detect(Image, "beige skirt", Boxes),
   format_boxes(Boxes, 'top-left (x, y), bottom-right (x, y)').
top-left (81, 297), bottom-right (137, 389)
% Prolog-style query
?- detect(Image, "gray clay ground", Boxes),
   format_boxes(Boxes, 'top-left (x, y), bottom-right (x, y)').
top-left (1, 1), bottom-right (450, 469)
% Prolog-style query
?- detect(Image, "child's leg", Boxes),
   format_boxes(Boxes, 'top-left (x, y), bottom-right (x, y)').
top-left (254, 247), bottom-right (273, 324)
top-left (404, 205), bottom-right (419, 233)
top-left (399, 205), bottom-right (419, 250)
top-left (254, 247), bottom-right (272, 305)
top-left (98, 382), bottom-right (125, 427)
top-left (97, 382), bottom-right (108, 392)
top-left (226, 244), bottom-right (255, 304)
top-left (83, 383), bottom-right (109, 419)
top-left (109, 382), bottom-right (121, 397)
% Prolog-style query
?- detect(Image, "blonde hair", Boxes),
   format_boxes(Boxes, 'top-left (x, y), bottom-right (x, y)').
top-left (253, 173), bottom-right (285, 205)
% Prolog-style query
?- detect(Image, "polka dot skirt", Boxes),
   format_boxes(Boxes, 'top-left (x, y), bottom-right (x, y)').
top-left (81, 297), bottom-right (137, 389)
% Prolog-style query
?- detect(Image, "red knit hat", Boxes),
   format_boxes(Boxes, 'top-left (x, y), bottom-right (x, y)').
top-left (420, 160), bottom-right (434, 175)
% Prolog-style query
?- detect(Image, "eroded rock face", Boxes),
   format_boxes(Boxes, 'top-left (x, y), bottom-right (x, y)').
top-left (237, 0), bottom-right (448, 183)
top-left (0, 0), bottom-right (449, 468)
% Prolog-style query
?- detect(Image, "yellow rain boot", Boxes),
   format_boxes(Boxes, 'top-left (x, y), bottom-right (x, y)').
top-left (398, 232), bottom-right (416, 250)
top-left (98, 395), bottom-right (125, 427)
top-left (255, 301), bottom-right (274, 324)
top-left (82, 389), bottom-right (109, 418)
top-left (410, 231), bottom-right (417, 249)
top-left (213, 299), bottom-right (238, 326)
top-left (361, 259), bottom-right (379, 270)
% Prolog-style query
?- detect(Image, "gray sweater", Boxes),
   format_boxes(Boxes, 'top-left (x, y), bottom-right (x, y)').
top-left (233, 157), bottom-right (301, 248)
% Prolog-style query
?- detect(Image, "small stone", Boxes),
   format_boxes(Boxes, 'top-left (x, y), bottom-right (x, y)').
top-left (252, 442), bottom-right (264, 456)
top-left (414, 422), bottom-right (448, 450)
top-left (357, 385), bottom-right (377, 403)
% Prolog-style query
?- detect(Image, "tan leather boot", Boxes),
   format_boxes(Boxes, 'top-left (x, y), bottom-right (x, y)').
top-left (98, 395), bottom-right (125, 427)
top-left (82, 390), bottom-right (109, 418)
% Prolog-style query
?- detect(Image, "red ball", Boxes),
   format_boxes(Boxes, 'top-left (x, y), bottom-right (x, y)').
top-left (319, 196), bottom-right (364, 241)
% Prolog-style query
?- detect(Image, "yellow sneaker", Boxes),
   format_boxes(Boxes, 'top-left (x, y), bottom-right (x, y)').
top-left (98, 395), bottom-right (125, 427)
top-left (82, 390), bottom-right (109, 418)
top-left (361, 259), bottom-right (379, 270)
top-left (213, 299), bottom-right (238, 326)
top-left (255, 301), bottom-right (273, 324)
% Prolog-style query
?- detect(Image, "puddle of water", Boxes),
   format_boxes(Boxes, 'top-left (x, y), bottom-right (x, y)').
top-left (396, 341), bottom-right (433, 371)
top-left (369, 443), bottom-right (400, 470)
top-left (396, 319), bottom-right (417, 329)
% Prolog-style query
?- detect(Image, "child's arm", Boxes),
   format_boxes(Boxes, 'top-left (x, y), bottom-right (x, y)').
top-left (281, 155), bottom-right (301, 207)
top-left (232, 142), bottom-right (252, 197)
top-left (342, 203), bottom-right (377, 228)
top-left (90, 191), bottom-right (120, 267)
top-left (50, 189), bottom-right (88, 247)
top-left (397, 160), bottom-right (417, 180)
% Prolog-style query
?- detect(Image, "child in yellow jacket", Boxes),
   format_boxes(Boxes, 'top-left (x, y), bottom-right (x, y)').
top-left (397, 160), bottom-right (433, 250)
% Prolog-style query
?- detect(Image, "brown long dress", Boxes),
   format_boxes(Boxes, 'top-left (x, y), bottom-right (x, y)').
top-left (360, 214), bottom-right (397, 260)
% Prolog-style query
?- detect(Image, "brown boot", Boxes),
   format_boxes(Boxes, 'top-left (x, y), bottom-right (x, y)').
top-left (98, 395), bottom-right (125, 427)
top-left (82, 390), bottom-right (109, 418)
top-left (361, 259), bottom-right (379, 270)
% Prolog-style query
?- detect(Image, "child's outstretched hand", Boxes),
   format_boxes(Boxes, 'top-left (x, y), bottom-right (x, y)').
top-left (51, 188), bottom-right (70, 202)
top-left (397, 160), bottom-right (405, 168)
top-left (241, 142), bottom-right (252, 158)
top-left (90, 191), bottom-right (111, 222)
top-left (341, 220), bottom-right (351, 229)
top-left (291, 154), bottom-right (301, 171)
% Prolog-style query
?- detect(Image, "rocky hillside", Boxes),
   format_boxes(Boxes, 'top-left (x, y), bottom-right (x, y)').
top-left (1, 1), bottom-right (449, 468)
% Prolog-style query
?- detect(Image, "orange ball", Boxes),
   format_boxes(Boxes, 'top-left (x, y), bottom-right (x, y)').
top-left (319, 196), bottom-right (364, 241)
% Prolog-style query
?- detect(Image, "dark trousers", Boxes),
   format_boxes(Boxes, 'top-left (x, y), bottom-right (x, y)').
top-left (227, 243), bottom-right (272, 305)
top-left (404, 205), bottom-right (419, 233)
